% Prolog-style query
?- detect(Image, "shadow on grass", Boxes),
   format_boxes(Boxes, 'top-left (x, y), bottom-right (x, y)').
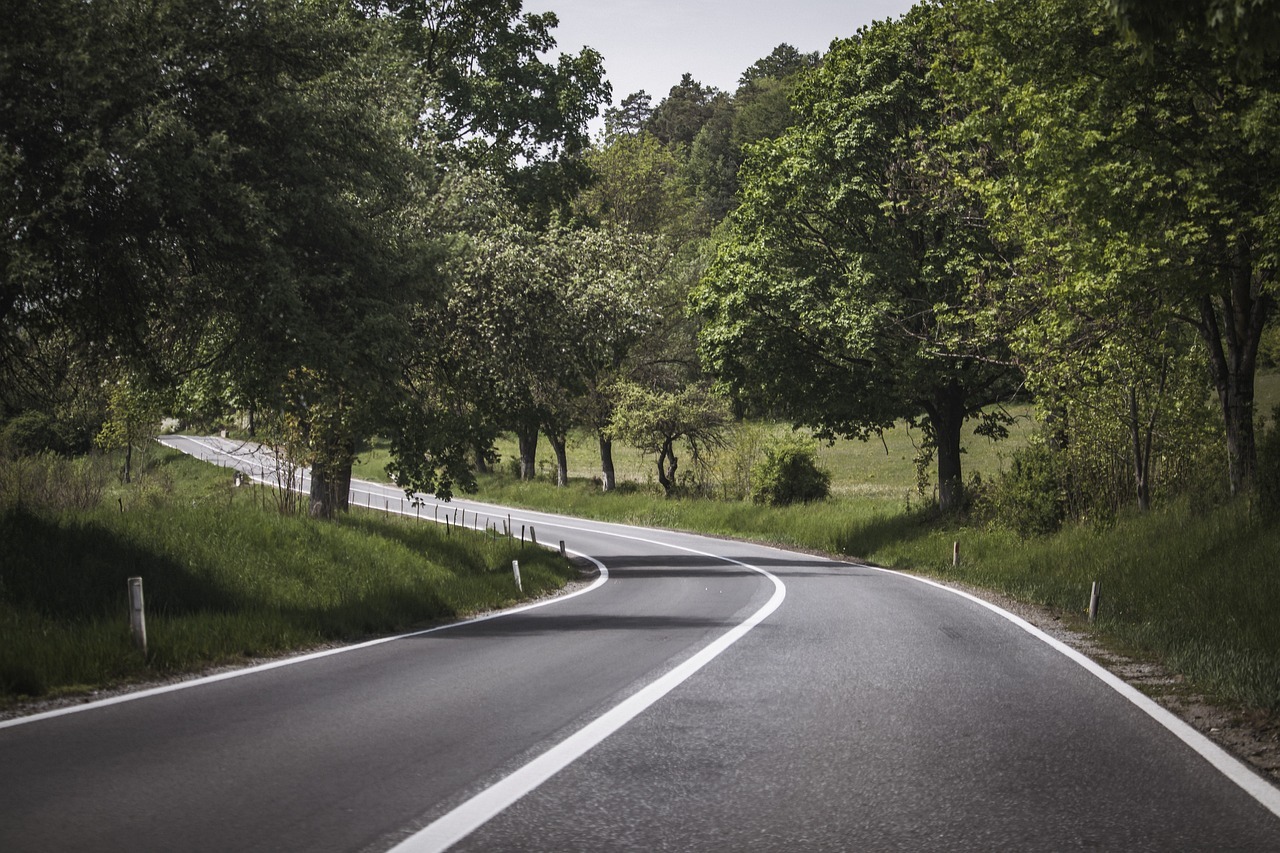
top-left (1, 506), bottom-right (239, 620)
top-left (831, 509), bottom-right (939, 562)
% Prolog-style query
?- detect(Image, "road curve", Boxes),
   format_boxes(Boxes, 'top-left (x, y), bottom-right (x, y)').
top-left (1, 436), bottom-right (1277, 851)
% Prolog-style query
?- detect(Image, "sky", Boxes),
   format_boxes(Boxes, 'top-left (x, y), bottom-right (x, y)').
top-left (523, 0), bottom-right (921, 111)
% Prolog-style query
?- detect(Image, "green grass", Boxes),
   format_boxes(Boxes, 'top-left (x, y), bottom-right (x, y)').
top-left (352, 409), bottom-right (1039, 501)
top-left (0, 449), bottom-right (575, 704)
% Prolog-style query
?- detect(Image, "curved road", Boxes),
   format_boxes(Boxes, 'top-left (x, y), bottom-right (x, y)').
top-left (1, 435), bottom-right (1278, 851)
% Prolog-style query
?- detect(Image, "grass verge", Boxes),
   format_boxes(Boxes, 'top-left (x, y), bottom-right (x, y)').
top-left (0, 449), bottom-right (575, 706)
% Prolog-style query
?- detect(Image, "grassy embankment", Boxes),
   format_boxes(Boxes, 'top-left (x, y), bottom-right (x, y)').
top-left (353, 395), bottom-right (1280, 712)
top-left (0, 448), bottom-right (574, 705)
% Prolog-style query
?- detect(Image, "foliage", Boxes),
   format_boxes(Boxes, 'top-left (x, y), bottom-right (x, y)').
top-left (694, 6), bottom-right (1019, 513)
top-left (1, 411), bottom-right (65, 457)
top-left (94, 376), bottom-right (164, 484)
top-left (607, 382), bottom-right (730, 496)
top-left (944, 0), bottom-right (1280, 496)
top-left (750, 440), bottom-right (831, 506)
top-left (369, 0), bottom-right (610, 215)
top-left (979, 440), bottom-right (1068, 538)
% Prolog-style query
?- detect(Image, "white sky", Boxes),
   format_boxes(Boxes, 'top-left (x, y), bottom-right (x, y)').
top-left (524, 0), bottom-right (921, 108)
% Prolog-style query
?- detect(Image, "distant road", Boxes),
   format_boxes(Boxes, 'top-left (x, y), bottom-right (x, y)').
top-left (1, 435), bottom-right (1277, 851)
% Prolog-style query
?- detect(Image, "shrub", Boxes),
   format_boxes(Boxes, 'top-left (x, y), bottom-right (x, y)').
top-left (983, 440), bottom-right (1067, 537)
top-left (1, 411), bottom-right (64, 457)
top-left (750, 441), bottom-right (831, 506)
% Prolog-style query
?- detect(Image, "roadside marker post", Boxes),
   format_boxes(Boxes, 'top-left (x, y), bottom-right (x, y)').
top-left (1088, 581), bottom-right (1101, 622)
top-left (128, 577), bottom-right (147, 656)
top-left (512, 560), bottom-right (522, 592)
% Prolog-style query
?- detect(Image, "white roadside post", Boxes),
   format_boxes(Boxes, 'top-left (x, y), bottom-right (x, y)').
top-left (128, 577), bottom-right (147, 656)
top-left (512, 560), bottom-right (522, 592)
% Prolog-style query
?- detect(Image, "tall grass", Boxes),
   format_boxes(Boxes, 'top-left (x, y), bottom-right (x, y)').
top-left (0, 450), bottom-right (574, 704)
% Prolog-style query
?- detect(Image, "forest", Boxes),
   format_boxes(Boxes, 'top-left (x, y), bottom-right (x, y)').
top-left (3, 0), bottom-right (1280, 531)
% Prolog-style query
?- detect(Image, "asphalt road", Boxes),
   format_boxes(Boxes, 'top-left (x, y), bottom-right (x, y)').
top-left (2, 435), bottom-right (1278, 851)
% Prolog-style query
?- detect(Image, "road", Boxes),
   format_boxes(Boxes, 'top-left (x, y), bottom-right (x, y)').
top-left (2, 435), bottom-right (1278, 851)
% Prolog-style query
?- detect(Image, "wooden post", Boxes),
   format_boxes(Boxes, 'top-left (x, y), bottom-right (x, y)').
top-left (512, 560), bottom-right (522, 592)
top-left (952, 540), bottom-right (959, 568)
top-left (1088, 582), bottom-right (1101, 623)
top-left (521, 524), bottom-right (526, 545)
top-left (530, 526), bottom-right (537, 546)
top-left (128, 577), bottom-right (147, 656)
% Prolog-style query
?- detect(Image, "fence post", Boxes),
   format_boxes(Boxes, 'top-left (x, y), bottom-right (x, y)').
top-left (128, 577), bottom-right (147, 656)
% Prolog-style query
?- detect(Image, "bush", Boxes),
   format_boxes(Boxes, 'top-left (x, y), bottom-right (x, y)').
top-left (750, 441), bottom-right (831, 506)
top-left (1, 411), bottom-right (64, 457)
top-left (983, 441), bottom-right (1067, 537)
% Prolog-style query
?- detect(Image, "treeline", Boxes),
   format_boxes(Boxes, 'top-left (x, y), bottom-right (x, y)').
top-left (3, 0), bottom-right (1279, 528)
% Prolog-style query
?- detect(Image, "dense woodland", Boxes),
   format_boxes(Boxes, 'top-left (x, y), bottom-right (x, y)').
top-left (4, 0), bottom-right (1280, 531)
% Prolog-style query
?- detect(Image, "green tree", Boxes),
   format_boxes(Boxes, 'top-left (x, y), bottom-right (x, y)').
top-left (647, 73), bottom-right (723, 148)
top-left (607, 382), bottom-right (730, 496)
top-left (94, 374), bottom-right (163, 484)
top-left (946, 0), bottom-right (1280, 496)
top-left (369, 0), bottom-right (610, 215)
top-left (695, 8), bottom-right (1018, 513)
top-left (2, 0), bottom-right (447, 518)
top-left (604, 91), bottom-right (655, 139)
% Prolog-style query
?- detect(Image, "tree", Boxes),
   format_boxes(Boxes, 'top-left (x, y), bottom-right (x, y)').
top-left (946, 0), bottom-right (1280, 496)
top-left (604, 91), bottom-right (655, 139)
top-left (695, 8), bottom-right (1018, 513)
top-left (607, 382), bottom-right (730, 496)
top-left (369, 0), bottom-right (610, 215)
top-left (647, 73), bottom-right (723, 148)
top-left (94, 374), bottom-right (163, 484)
top-left (2, 0), bottom-right (447, 518)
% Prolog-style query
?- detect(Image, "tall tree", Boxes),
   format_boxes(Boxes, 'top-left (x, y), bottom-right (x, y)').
top-left (695, 7), bottom-right (1018, 513)
top-left (369, 0), bottom-right (610, 215)
top-left (1, 0), bottom-right (444, 517)
top-left (946, 0), bottom-right (1280, 495)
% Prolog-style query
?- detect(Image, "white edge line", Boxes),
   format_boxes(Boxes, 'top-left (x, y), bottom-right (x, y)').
top-left (388, 539), bottom-right (787, 853)
top-left (78, 439), bottom-right (1280, 821)
top-left (0, 552), bottom-right (608, 731)
top-left (850, 563), bottom-right (1280, 819)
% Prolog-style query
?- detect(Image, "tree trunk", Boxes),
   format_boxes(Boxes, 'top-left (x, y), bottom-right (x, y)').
top-left (656, 438), bottom-right (678, 497)
top-left (333, 458), bottom-right (351, 512)
top-left (124, 442), bottom-right (133, 484)
top-left (1193, 247), bottom-right (1270, 496)
top-left (309, 463), bottom-right (333, 519)
top-left (517, 424), bottom-right (539, 481)
top-left (599, 434), bottom-right (616, 492)
top-left (930, 385), bottom-right (967, 514)
top-left (1129, 387), bottom-right (1151, 513)
top-left (550, 433), bottom-right (569, 487)
top-left (474, 441), bottom-right (489, 475)
top-left (309, 446), bottom-right (353, 519)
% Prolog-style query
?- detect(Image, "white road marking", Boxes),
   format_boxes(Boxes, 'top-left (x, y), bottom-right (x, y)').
top-left (873, 567), bottom-right (1280, 820)
top-left (388, 538), bottom-right (787, 853)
